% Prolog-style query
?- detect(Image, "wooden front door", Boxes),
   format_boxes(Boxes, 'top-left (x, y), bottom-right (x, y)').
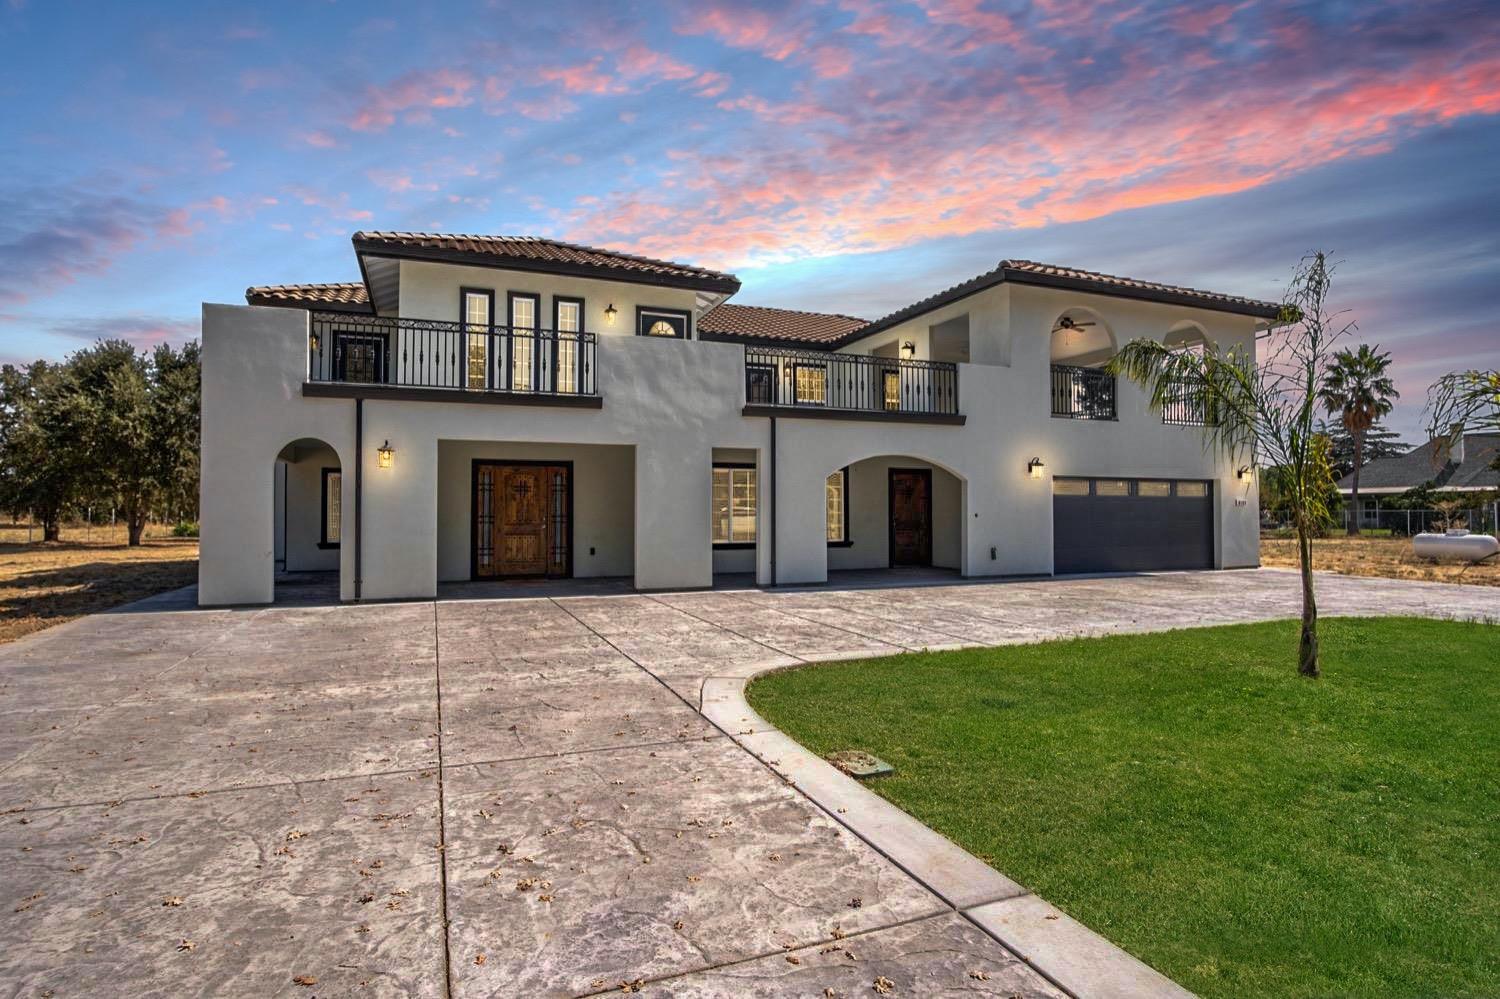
top-left (888, 468), bottom-right (932, 566)
top-left (473, 462), bottom-right (570, 578)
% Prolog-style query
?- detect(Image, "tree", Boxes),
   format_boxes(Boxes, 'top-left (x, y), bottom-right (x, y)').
top-left (1319, 344), bottom-right (1398, 535)
top-left (1426, 369), bottom-right (1500, 472)
top-left (1109, 252), bottom-right (1350, 677)
top-left (0, 361), bottom-right (79, 541)
top-left (148, 342), bottom-right (202, 524)
top-left (1319, 418), bottom-right (1407, 479)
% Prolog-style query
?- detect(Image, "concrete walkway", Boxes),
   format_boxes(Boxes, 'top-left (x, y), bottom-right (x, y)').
top-left (0, 569), bottom-right (1493, 997)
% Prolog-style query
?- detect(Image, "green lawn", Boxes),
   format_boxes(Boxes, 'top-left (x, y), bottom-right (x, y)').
top-left (747, 617), bottom-right (1499, 999)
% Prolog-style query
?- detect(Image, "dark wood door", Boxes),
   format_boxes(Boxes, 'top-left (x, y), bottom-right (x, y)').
top-left (888, 468), bottom-right (932, 566)
top-left (474, 463), bottom-right (570, 578)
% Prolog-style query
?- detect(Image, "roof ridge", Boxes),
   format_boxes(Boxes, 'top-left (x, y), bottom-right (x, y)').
top-left (352, 230), bottom-right (734, 281)
top-left (707, 302), bottom-right (869, 324)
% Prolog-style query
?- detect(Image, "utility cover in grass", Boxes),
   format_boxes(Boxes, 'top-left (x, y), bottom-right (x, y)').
top-left (826, 750), bottom-right (894, 778)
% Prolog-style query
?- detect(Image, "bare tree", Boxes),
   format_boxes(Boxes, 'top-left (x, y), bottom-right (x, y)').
top-left (1109, 252), bottom-right (1351, 677)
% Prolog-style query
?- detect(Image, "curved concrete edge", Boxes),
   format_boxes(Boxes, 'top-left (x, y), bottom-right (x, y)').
top-left (707, 671), bottom-right (1196, 999)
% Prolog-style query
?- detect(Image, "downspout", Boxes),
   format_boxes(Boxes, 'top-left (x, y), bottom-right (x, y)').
top-left (354, 396), bottom-right (363, 602)
top-left (769, 415), bottom-right (777, 587)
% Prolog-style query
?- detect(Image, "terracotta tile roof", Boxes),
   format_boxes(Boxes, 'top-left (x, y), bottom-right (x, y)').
top-left (850, 258), bottom-right (1283, 343)
top-left (352, 231), bottom-right (740, 293)
top-left (245, 282), bottom-right (371, 310)
top-left (698, 303), bottom-right (869, 345)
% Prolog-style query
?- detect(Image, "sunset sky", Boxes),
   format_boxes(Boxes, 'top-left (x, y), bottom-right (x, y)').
top-left (3, 0), bottom-right (1497, 439)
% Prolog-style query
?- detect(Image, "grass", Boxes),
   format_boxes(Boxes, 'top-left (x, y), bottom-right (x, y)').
top-left (748, 617), bottom-right (1500, 999)
top-left (1260, 534), bottom-right (1500, 588)
top-left (0, 522), bottom-right (198, 644)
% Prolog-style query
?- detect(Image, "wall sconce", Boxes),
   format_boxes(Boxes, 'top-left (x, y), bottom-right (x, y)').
top-left (900, 340), bottom-right (916, 359)
top-left (309, 330), bottom-right (320, 353)
top-left (1236, 465), bottom-right (1252, 481)
top-left (377, 440), bottom-right (394, 469)
top-left (1027, 456), bottom-right (1046, 479)
top-left (604, 303), bottom-right (618, 325)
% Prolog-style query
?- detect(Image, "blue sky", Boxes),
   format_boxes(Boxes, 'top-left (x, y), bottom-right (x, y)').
top-left (3, 0), bottom-right (1498, 440)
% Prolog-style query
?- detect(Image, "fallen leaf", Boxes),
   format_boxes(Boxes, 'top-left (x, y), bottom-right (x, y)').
top-left (177, 939), bottom-right (196, 952)
top-left (474, 953), bottom-right (486, 966)
top-left (162, 896), bottom-right (184, 907)
top-left (968, 969), bottom-right (990, 981)
top-left (848, 897), bottom-right (863, 909)
top-left (293, 974), bottom-right (317, 986)
top-left (873, 976), bottom-right (895, 995)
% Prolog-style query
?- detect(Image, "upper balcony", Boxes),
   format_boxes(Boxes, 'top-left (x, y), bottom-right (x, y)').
top-left (303, 312), bottom-right (601, 407)
top-left (741, 346), bottom-right (963, 425)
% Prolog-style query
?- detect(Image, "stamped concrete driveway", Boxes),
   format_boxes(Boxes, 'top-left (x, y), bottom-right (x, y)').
top-left (1, 569), bottom-right (1493, 997)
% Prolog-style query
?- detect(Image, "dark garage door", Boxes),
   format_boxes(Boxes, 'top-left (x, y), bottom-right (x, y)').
top-left (1053, 477), bottom-right (1213, 574)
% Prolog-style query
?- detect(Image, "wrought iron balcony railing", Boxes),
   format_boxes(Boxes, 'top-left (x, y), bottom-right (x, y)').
top-left (743, 346), bottom-right (959, 417)
top-left (308, 312), bottom-right (598, 397)
top-left (1050, 363), bottom-right (1116, 420)
top-left (1160, 386), bottom-right (1213, 427)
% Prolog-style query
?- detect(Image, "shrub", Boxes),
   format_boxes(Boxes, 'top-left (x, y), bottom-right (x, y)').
top-left (172, 520), bottom-right (199, 538)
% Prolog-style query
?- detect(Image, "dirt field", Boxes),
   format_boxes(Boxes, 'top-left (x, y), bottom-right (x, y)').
top-left (1261, 534), bottom-right (1500, 588)
top-left (0, 523), bottom-right (198, 644)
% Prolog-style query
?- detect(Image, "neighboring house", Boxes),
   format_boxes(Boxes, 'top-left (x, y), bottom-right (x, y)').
top-left (198, 231), bottom-right (1279, 605)
top-left (1337, 430), bottom-right (1500, 527)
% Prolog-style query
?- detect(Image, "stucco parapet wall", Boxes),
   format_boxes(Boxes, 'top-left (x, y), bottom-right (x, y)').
top-left (707, 666), bottom-right (1197, 999)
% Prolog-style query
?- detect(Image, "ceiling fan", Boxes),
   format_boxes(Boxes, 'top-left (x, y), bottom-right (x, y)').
top-left (1052, 316), bottom-right (1096, 333)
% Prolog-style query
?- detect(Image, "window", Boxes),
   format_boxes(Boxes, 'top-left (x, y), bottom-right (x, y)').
top-left (793, 363), bottom-right (827, 405)
top-left (1053, 477), bottom-right (1090, 496)
top-left (826, 468), bottom-right (848, 544)
top-left (637, 307), bottom-right (689, 339)
top-left (336, 333), bottom-right (386, 383)
top-left (554, 297), bottom-right (583, 393)
top-left (509, 293), bottom-right (539, 391)
top-left (1176, 481), bottom-right (1208, 497)
top-left (320, 468), bottom-right (341, 547)
top-left (1095, 479), bottom-right (1130, 496)
top-left (1138, 480), bottom-right (1171, 497)
top-left (882, 368), bottom-right (900, 411)
top-left (462, 289), bottom-right (492, 388)
top-left (746, 364), bottom-right (775, 404)
top-left (712, 466), bottom-right (757, 545)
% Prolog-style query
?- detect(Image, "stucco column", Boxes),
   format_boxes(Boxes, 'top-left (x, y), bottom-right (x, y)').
top-left (359, 419), bottom-right (439, 600)
top-left (634, 441), bottom-right (712, 590)
top-left (774, 461), bottom-right (830, 585)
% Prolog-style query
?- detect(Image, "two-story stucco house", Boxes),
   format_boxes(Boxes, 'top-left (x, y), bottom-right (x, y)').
top-left (197, 231), bottom-right (1279, 605)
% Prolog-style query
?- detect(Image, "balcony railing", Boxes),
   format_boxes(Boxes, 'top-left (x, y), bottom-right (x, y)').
top-left (743, 346), bottom-right (959, 417)
top-left (308, 312), bottom-right (598, 397)
top-left (1161, 385), bottom-right (1212, 426)
top-left (1050, 363), bottom-right (1116, 420)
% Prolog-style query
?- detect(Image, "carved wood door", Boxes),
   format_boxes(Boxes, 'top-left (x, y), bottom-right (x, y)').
top-left (474, 463), bottom-right (570, 578)
top-left (889, 469), bottom-right (932, 566)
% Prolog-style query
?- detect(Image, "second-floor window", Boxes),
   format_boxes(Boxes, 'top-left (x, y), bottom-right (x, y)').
top-left (554, 297), bottom-right (582, 394)
top-left (463, 290), bottom-right (492, 388)
top-left (793, 363), bottom-right (827, 405)
top-left (510, 293), bottom-right (539, 391)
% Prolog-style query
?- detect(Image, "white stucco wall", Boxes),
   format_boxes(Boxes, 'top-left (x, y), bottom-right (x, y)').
top-left (199, 273), bottom-right (1261, 605)
top-left (827, 457), bottom-right (962, 571)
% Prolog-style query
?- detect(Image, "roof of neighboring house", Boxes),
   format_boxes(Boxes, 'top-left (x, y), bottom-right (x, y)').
top-left (846, 259), bottom-right (1283, 343)
top-left (351, 231), bottom-right (742, 294)
top-left (698, 303), bottom-right (869, 345)
top-left (245, 282), bottom-right (371, 311)
top-left (1337, 433), bottom-right (1500, 493)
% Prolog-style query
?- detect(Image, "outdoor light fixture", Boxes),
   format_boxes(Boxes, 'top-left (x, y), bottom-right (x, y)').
top-left (604, 302), bottom-right (618, 325)
top-left (1027, 456), bottom-right (1045, 479)
top-left (309, 331), bottom-right (320, 353)
top-left (377, 440), bottom-right (394, 469)
top-left (900, 340), bottom-right (916, 359)
top-left (1237, 465), bottom-right (1252, 481)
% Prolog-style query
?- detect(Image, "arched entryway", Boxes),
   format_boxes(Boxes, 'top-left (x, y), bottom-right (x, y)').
top-left (273, 437), bottom-right (343, 602)
top-left (1050, 308), bottom-right (1117, 421)
top-left (821, 454), bottom-right (966, 582)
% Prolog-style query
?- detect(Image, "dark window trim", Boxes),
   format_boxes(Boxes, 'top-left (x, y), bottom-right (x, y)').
top-left (508, 291), bottom-right (542, 391)
top-left (319, 466), bottom-right (342, 548)
top-left (334, 330), bottom-right (390, 384)
top-left (460, 287), bottom-right (495, 389)
top-left (469, 459), bottom-right (575, 580)
top-left (637, 306), bottom-right (692, 340)
top-left (712, 462), bottom-right (757, 548)
top-left (791, 361), bottom-right (828, 406)
top-left (827, 466), bottom-right (851, 547)
top-left (745, 362), bottom-right (776, 405)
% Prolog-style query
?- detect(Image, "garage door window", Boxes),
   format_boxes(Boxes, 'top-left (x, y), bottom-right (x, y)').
top-left (1054, 478), bottom-right (1090, 495)
top-left (1095, 479), bottom-right (1130, 496)
top-left (1176, 481), bottom-right (1208, 497)
top-left (1138, 480), bottom-right (1171, 497)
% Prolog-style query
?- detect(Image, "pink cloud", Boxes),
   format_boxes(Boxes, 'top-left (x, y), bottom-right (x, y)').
top-left (347, 69), bottom-right (476, 132)
top-left (675, 5), bottom-right (805, 61)
top-left (302, 130), bottom-right (338, 148)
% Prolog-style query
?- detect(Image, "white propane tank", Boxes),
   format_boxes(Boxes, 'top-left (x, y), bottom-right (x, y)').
top-left (1411, 529), bottom-right (1500, 562)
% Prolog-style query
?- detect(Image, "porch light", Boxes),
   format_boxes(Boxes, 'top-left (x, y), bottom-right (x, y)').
top-left (1027, 456), bottom-right (1045, 479)
top-left (901, 340), bottom-right (916, 359)
top-left (1237, 465), bottom-right (1253, 481)
top-left (604, 302), bottom-right (618, 325)
top-left (309, 330), bottom-right (320, 353)
top-left (377, 440), bottom-right (394, 469)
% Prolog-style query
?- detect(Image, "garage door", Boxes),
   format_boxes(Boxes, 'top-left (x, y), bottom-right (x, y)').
top-left (1053, 477), bottom-right (1213, 574)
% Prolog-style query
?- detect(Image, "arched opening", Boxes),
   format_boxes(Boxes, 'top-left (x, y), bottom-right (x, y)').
top-left (1163, 321), bottom-right (1209, 354)
top-left (1161, 322), bottom-right (1211, 425)
top-left (822, 453), bottom-right (965, 583)
top-left (273, 437), bottom-right (343, 602)
top-left (1049, 308), bottom-right (1117, 420)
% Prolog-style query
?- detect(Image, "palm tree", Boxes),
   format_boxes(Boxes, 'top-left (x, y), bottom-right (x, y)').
top-left (1108, 252), bottom-right (1350, 677)
top-left (1319, 345), bottom-right (1398, 535)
